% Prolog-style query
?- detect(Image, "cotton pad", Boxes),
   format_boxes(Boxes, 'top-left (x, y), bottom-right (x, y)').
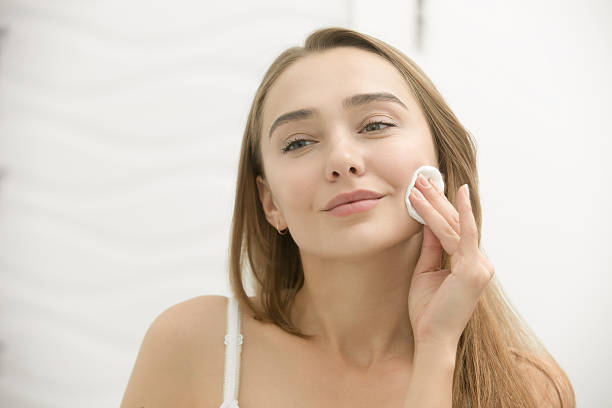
top-left (405, 165), bottom-right (445, 225)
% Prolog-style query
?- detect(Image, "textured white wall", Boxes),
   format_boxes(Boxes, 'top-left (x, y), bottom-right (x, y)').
top-left (0, 0), bottom-right (609, 407)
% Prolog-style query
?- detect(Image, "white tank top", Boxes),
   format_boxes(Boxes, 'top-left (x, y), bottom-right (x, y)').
top-left (219, 297), bottom-right (242, 408)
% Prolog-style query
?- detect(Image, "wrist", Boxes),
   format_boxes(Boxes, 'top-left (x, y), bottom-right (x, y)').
top-left (414, 342), bottom-right (458, 369)
top-left (403, 342), bottom-right (457, 408)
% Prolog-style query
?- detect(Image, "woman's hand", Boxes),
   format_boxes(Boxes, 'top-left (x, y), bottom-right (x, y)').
top-left (407, 173), bottom-right (495, 350)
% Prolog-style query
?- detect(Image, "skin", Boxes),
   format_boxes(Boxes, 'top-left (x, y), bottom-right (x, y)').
top-left (256, 46), bottom-right (442, 370)
top-left (256, 46), bottom-right (494, 385)
top-left (120, 45), bottom-right (496, 408)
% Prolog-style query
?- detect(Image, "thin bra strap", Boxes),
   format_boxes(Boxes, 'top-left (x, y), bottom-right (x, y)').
top-left (221, 297), bottom-right (242, 407)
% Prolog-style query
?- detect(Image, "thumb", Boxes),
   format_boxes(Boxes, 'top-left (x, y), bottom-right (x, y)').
top-left (413, 225), bottom-right (443, 275)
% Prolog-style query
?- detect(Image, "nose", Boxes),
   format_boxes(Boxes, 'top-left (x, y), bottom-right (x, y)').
top-left (324, 133), bottom-right (365, 181)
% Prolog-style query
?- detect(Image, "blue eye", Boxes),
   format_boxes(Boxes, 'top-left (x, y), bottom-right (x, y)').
top-left (280, 138), bottom-right (314, 153)
top-left (361, 120), bottom-right (395, 133)
top-left (280, 120), bottom-right (396, 153)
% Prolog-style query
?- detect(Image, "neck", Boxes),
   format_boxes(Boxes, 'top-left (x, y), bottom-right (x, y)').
top-left (290, 231), bottom-right (423, 371)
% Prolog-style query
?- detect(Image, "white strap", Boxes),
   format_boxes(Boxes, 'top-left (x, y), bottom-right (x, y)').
top-left (221, 297), bottom-right (242, 407)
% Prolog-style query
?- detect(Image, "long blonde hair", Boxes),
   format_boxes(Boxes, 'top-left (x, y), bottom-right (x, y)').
top-left (227, 26), bottom-right (575, 407)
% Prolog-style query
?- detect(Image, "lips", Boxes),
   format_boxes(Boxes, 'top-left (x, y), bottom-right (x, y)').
top-left (323, 189), bottom-right (384, 211)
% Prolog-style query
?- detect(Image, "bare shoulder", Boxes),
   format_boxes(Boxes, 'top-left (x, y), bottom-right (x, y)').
top-left (515, 352), bottom-right (576, 408)
top-left (120, 295), bottom-right (230, 408)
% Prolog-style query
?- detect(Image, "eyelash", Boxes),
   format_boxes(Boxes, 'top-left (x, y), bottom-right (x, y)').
top-left (280, 120), bottom-right (396, 153)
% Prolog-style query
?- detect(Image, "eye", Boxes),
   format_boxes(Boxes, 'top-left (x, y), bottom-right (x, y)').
top-left (361, 120), bottom-right (396, 133)
top-left (281, 138), bottom-right (314, 153)
top-left (280, 120), bottom-right (397, 153)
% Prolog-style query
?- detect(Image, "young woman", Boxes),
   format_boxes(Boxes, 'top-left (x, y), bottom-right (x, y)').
top-left (121, 27), bottom-right (575, 407)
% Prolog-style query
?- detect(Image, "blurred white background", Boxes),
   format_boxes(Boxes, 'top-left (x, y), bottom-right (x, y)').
top-left (0, 0), bottom-right (610, 406)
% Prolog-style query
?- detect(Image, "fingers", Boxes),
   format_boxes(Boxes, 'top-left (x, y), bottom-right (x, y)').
top-left (409, 174), bottom-right (460, 254)
top-left (413, 225), bottom-right (443, 273)
top-left (410, 175), bottom-right (478, 257)
top-left (416, 174), bottom-right (460, 235)
top-left (457, 184), bottom-right (479, 255)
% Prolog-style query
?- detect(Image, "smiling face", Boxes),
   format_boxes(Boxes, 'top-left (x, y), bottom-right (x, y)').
top-left (256, 46), bottom-right (441, 259)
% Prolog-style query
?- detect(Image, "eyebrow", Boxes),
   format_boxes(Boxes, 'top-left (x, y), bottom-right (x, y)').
top-left (268, 92), bottom-right (408, 139)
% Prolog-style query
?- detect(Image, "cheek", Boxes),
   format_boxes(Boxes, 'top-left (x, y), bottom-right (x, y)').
top-left (374, 141), bottom-right (423, 188)
top-left (274, 164), bottom-right (318, 210)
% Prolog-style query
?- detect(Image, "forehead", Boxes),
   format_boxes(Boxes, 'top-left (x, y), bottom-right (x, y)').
top-left (262, 47), bottom-right (414, 132)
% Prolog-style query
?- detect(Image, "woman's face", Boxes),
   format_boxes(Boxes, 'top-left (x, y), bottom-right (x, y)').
top-left (257, 46), bottom-right (441, 259)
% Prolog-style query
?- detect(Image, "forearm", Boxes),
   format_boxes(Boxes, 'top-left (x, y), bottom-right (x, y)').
top-left (402, 344), bottom-right (457, 408)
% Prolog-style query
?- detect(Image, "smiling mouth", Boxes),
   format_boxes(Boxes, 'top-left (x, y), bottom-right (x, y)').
top-left (326, 197), bottom-right (383, 216)
top-left (336, 199), bottom-right (370, 207)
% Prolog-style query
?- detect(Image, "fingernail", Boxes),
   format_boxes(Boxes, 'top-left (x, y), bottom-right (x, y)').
top-left (412, 187), bottom-right (424, 200)
top-left (418, 174), bottom-right (429, 188)
top-left (428, 178), bottom-right (437, 191)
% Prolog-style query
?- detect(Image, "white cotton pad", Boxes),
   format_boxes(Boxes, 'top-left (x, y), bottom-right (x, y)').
top-left (405, 165), bottom-right (445, 225)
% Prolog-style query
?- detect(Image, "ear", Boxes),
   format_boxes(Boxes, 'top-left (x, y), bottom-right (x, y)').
top-left (255, 175), bottom-right (285, 230)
